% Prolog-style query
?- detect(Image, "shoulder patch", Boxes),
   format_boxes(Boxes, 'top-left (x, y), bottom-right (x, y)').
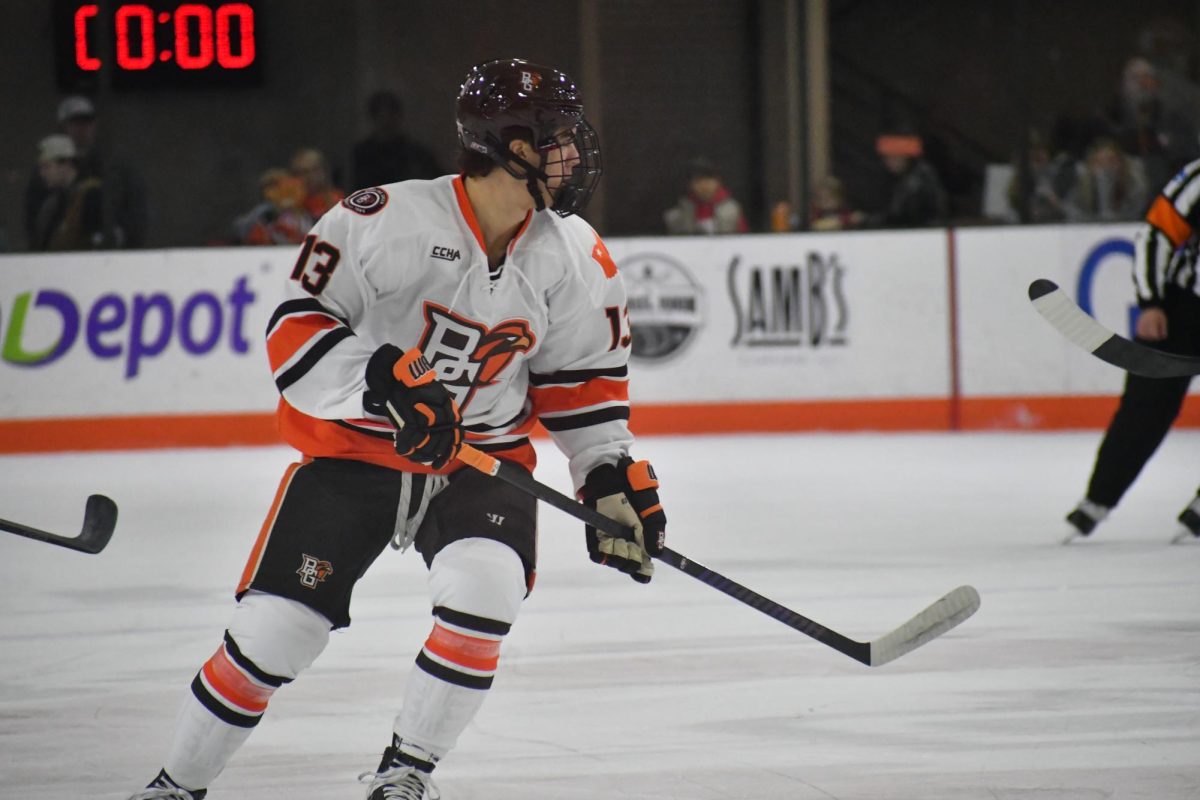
top-left (590, 231), bottom-right (618, 279)
top-left (342, 187), bottom-right (389, 216)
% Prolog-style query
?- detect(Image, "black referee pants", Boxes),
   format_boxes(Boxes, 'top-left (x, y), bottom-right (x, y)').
top-left (1085, 290), bottom-right (1200, 508)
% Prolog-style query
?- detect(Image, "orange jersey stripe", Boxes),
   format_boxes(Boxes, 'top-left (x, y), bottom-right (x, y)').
top-left (201, 646), bottom-right (274, 713)
top-left (276, 400), bottom-right (538, 474)
top-left (507, 210), bottom-right (534, 255)
top-left (266, 313), bottom-right (342, 372)
top-left (1146, 194), bottom-right (1194, 247)
top-left (530, 378), bottom-right (629, 415)
top-left (424, 623), bottom-right (502, 672)
top-left (237, 461), bottom-right (301, 595)
top-left (452, 175), bottom-right (487, 253)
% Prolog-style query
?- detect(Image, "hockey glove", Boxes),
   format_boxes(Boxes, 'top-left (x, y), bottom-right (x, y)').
top-left (579, 457), bottom-right (666, 584)
top-left (364, 344), bottom-right (464, 470)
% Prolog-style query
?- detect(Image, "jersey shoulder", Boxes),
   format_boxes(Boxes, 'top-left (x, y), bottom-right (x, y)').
top-left (526, 212), bottom-right (619, 286)
top-left (1162, 159), bottom-right (1200, 204)
top-left (326, 176), bottom-right (457, 234)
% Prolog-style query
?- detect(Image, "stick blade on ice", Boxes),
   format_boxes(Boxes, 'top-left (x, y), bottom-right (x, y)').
top-left (78, 494), bottom-right (118, 554)
top-left (1028, 279), bottom-right (1200, 378)
top-left (0, 494), bottom-right (118, 554)
top-left (869, 585), bottom-right (981, 667)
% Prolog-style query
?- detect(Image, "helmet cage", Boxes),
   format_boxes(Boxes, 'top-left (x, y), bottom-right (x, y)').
top-left (468, 118), bottom-right (601, 218)
top-left (456, 59), bottom-right (603, 217)
top-left (540, 119), bottom-right (601, 218)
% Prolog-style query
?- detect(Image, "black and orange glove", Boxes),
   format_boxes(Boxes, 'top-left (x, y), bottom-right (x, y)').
top-left (364, 344), bottom-right (464, 469)
top-left (579, 457), bottom-right (667, 584)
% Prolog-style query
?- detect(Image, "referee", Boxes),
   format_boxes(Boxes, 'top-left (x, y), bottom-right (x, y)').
top-left (1066, 158), bottom-right (1200, 540)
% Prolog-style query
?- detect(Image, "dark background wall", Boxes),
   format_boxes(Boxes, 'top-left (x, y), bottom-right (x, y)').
top-left (2, 0), bottom-right (1198, 250)
top-left (829, 0), bottom-right (1200, 217)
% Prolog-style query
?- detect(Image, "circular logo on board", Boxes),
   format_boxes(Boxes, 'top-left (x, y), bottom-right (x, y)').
top-left (620, 253), bottom-right (704, 362)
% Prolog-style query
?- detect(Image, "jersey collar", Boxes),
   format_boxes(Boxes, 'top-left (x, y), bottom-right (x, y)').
top-left (452, 175), bottom-right (535, 260)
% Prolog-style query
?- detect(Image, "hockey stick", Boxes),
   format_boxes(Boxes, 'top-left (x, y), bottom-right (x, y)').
top-left (455, 444), bottom-right (980, 667)
top-left (0, 494), bottom-right (118, 554)
top-left (1028, 279), bottom-right (1200, 378)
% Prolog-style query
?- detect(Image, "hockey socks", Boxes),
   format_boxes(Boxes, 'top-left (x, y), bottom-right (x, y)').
top-left (161, 592), bottom-right (331, 790)
top-left (395, 538), bottom-right (525, 756)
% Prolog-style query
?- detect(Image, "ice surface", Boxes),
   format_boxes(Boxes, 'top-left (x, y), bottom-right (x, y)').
top-left (1, 431), bottom-right (1198, 799)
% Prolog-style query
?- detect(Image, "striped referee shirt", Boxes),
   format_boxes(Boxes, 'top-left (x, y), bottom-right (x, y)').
top-left (1135, 158), bottom-right (1200, 307)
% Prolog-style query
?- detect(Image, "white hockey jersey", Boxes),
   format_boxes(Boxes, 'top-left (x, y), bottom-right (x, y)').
top-left (265, 175), bottom-right (634, 489)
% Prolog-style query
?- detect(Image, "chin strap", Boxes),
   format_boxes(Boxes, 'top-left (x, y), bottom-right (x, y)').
top-left (525, 173), bottom-right (547, 212)
top-left (486, 136), bottom-right (551, 212)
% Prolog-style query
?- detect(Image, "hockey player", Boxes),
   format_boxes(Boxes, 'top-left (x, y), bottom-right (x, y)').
top-left (1065, 157), bottom-right (1200, 541)
top-left (128, 58), bottom-right (667, 800)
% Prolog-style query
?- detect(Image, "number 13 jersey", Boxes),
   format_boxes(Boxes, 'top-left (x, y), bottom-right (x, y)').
top-left (265, 175), bottom-right (634, 489)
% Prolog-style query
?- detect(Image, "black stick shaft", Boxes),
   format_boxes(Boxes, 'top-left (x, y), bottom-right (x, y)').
top-left (655, 547), bottom-right (870, 664)
top-left (478, 454), bottom-right (870, 664)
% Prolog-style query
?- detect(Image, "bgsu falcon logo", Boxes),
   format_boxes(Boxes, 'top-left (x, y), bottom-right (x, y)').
top-left (419, 302), bottom-right (536, 407)
top-left (296, 554), bottom-right (333, 589)
top-left (521, 70), bottom-right (540, 92)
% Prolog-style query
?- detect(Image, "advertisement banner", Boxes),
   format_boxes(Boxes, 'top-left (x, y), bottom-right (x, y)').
top-left (2, 223), bottom-right (1193, 451)
top-left (608, 230), bottom-right (951, 403)
top-left (0, 248), bottom-right (287, 419)
top-left (956, 224), bottom-right (1142, 397)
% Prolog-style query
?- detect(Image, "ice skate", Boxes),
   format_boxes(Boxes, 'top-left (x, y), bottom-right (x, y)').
top-left (359, 735), bottom-right (441, 800)
top-left (1063, 499), bottom-right (1109, 544)
top-left (1170, 495), bottom-right (1200, 544)
top-left (126, 770), bottom-right (207, 800)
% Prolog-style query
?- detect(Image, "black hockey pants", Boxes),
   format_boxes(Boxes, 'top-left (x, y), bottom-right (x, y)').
top-left (1086, 290), bottom-right (1200, 508)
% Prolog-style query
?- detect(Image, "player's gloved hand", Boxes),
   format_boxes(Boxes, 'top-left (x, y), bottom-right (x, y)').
top-left (364, 344), bottom-right (464, 469)
top-left (579, 457), bottom-right (666, 584)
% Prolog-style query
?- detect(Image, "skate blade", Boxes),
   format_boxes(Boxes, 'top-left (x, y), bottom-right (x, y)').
top-left (1169, 527), bottom-right (1199, 545)
top-left (1061, 530), bottom-right (1087, 545)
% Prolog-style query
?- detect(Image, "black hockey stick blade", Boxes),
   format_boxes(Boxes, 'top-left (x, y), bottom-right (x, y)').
top-left (456, 445), bottom-right (980, 666)
top-left (0, 494), bottom-right (118, 554)
top-left (1029, 279), bottom-right (1200, 378)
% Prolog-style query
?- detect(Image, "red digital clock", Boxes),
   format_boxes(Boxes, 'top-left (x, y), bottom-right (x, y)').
top-left (54, 1), bottom-right (261, 90)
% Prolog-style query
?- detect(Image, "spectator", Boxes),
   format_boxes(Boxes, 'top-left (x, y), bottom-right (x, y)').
top-left (808, 176), bottom-right (864, 231)
top-left (1064, 136), bottom-right (1148, 222)
top-left (29, 134), bottom-right (105, 251)
top-left (24, 95), bottom-right (149, 249)
top-left (1136, 19), bottom-right (1200, 133)
top-left (865, 134), bottom-right (947, 228)
top-left (1007, 128), bottom-right (1080, 224)
top-left (291, 147), bottom-right (344, 221)
top-left (664, 157), bottom-right (749, 235)
top-left (769, 201), bottom-right (796, 232)
top-left (1105, 56), bottom-right (1199, 192)
top-left (232, 168), bottom-right (311, 245)
top-left (350, 90), bottom-right (445, 190)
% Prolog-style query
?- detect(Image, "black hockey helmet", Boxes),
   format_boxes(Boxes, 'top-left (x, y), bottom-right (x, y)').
top-left (456, 58), bottom-right (602, 217)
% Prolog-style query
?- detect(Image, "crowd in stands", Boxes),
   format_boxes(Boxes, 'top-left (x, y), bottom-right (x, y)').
top-left (999, 53), bottom-right (1200, 226)
top-left (14, 46), bottom-right (1200, 250)
top-left (225, 90), bottom-right (445, 247)
top-left (24, 95), bottom-right (148, 252)
top-left (16, 89), bottom-right (445, 253)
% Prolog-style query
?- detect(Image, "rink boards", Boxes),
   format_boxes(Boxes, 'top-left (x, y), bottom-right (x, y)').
top-left (0, 223), bottom-right (1197, 451)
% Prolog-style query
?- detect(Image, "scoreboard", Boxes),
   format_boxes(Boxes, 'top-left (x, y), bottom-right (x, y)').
top-left (54, 1), bottom-right (262, 90)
